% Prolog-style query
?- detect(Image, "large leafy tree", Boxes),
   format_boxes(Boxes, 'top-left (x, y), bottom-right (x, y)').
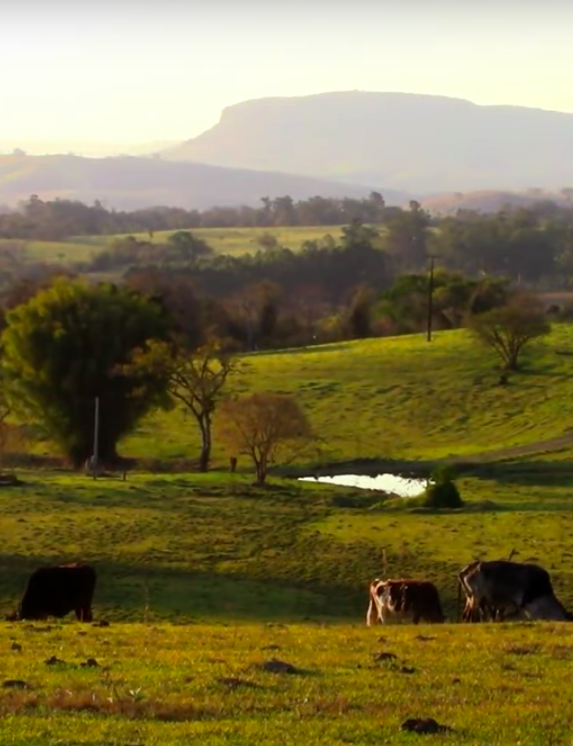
top-left (1, 278), bottom-right (171, 466)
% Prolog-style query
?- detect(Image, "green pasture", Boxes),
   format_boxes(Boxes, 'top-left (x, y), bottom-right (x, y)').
top-left (0, 239), bottom-right (96, 264)
top-left (0, 468), bottom-right (570, 744)
top-left (0, 225), bottom-right (348, 266)
top-left (115, 324), bottom-right (573, 468)
top-left (1, 469), bottom-right (573, 622)
top-left (99, 225), bottom-right (347, 256)
top-left (0, 621), bottom-right (570, 745)
top-left (0, 314), bottom-right (573, 742)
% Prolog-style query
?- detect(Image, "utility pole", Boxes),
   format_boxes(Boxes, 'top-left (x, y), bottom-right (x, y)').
top-left (92, 396), bottom-right (100, 479)
top-left (427, 255), bottom-right (437, 342)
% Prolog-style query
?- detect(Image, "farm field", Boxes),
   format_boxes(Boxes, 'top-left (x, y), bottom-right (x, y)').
top-left (0, 225), bottom-right (348, 265)
top-left (113, 323), bottom-right (573, 468)
top-left (0, 621), bottom-right (569, 745)
top-left (1, 324), bottom-right (573, 742)
top-left (98, 224), bottom-right (348, 256)
top-left (1, 470), bottom-right (573, 622)
top-left (0, 239), bottom-right (96, 264)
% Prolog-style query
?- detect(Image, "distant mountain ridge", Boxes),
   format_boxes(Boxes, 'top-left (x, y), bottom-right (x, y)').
top-left (0, 153), bottom-right (408, 210)
top-left (163, 91), bottom-right (573, 193)
top-left (0, 140), bottom-right (178, 158)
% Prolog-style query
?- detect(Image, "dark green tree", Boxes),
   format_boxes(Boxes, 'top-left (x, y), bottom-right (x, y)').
top-left (1, 278), bottom-right (171, 466)
top-left (166, 231), bottom-right (213, 261)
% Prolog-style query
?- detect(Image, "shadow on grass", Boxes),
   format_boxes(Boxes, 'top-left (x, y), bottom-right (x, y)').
top-left (0, 553), bottom-right (368, 625)
top-left (468, 460), bottom-right (573, 487)
top-left (245, 342), bottom-right (351, 358)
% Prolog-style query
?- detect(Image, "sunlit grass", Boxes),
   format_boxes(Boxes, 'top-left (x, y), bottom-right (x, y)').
top-left (0, 622), bottom-right (569, 744)
top-left (118, 324), bottom-right (573, 467)
top-left (1, 225), bottom-right (349, 265)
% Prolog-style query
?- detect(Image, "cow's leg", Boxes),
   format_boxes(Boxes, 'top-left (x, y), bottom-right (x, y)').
top-left (75, 601), bottom-right (93, 622)
top-left (412, 613), bottom-right (421, 625)
top-left (462, 597), bottom-right (473, 622)
top-left (366, 598), bottom-right (377, 626)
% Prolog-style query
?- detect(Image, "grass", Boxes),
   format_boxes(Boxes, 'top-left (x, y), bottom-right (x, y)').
top-left (0, 469), bottom-right (573, 622)
top-left (0, 321), bottom-right (572, 741)
top-left (0, 468), bottom-right (570, 744)
top-left (0, 225), bottom-right (347, 265)
top-left (95, 225), bottom-right (347, 257)
top-left (0, 238), bottom-right (572, 740)
top-left (0, 621), bottom-right (570, 744)
top-left (115, 323), bottom-right (573, 467)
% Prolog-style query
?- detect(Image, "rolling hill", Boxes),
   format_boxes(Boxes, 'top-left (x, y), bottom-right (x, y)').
top-left (420, 189), bottom-right (569, 214)
top-left (163, 91), bottom-right (573, 194)
top-left (0, 153), bottom-right (408, 210)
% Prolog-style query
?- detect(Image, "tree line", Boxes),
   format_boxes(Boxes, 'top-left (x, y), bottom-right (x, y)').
top-left (5, 195), bottom-right (573, 293)
top-left (0, 193), bottom-right (390, 240)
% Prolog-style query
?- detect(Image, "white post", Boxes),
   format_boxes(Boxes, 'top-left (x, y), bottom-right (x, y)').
top-left (93, 396), bottom-right (100, 479)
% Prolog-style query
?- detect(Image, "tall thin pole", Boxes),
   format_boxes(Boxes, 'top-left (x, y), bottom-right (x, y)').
top-left (93, 396), bottom-right (100, 478)
top-left (427, 255), bottom-right (436, 342)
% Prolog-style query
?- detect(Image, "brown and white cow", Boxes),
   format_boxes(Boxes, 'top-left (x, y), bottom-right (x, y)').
top-left (458, 560), bottom-right (572, 622)
top-left (367, 578), bottom-right (445, 625)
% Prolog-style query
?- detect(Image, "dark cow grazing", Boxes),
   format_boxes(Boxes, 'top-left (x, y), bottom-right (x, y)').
top-left (8, 563), bottom-right (96, 622)
top-left (458, 559), bottom-right (572, 622)
top-left (367, 578), bottom-right (445, 625)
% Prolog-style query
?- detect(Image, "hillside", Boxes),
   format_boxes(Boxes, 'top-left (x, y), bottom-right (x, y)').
top-left (421, 189), bottom-right (568, 214)
top-left (116, 325), bottom-right (573, 468)
top-left (0, 139), bottom-right (178, 157)
top-left (163, 91), bottom-right (573, 193)
top-left (0, 153), bottom-right (405, 210)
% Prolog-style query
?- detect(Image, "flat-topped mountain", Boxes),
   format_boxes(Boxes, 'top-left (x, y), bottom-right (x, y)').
top-left (163, 91), bottom-right (573, 193)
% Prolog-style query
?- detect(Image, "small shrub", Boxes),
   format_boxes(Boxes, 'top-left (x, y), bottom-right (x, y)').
top-left (423, 465), bottom-right (464, 509)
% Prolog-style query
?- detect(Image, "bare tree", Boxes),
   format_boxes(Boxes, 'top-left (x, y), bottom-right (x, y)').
top-left (467, 292), bottom-right (550, 370)
top-left (218, 392), bottom-right (314, 485)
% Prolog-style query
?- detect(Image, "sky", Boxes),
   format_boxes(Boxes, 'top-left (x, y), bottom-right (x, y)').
top-left (2, 0), bottom-right (573, 150)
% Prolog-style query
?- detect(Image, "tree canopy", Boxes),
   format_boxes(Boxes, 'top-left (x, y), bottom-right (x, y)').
top-left (1, 278), bottom-right (172, 465)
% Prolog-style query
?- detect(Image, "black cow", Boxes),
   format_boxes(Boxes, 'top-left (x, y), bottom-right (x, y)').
top-left (458, 559), bottom-right (571, 622)
top-left (8, 563), bottom-right (96, 622)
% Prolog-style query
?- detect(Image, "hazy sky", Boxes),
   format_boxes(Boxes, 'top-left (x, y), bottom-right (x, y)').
top-left (3, 0), bottom-right (573, 147)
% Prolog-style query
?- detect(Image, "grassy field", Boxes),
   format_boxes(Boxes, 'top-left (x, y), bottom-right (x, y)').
top-left (0, 322), bottom-right (572, 741)
top-left (112, 323), bottom-right (573, 468)
top-left (0, 470), bottom-right (570, 745)
top-left (95, 225), bottom-right (347, 257)
top-left (0, 621), bottom-right (570, 745)
top-left (1, 470), bottom-right (573, 621)
top-left (0, 225), bottom-right (347, 265)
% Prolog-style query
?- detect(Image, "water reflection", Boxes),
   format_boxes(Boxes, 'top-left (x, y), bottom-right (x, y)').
top-left (299, 473), bottom-right (427, 498)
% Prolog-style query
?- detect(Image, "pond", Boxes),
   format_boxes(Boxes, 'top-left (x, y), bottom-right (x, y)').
top-left (298, 473), bottom-right (428, 498)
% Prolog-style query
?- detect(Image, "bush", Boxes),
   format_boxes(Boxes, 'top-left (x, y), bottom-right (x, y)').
top-left (423, 465), bottom-right (464, 509)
